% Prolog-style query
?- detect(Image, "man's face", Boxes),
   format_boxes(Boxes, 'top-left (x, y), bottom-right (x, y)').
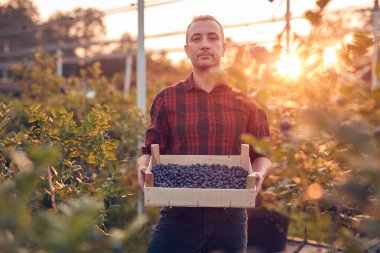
top-left (185, 20), bottom-right (226, 70)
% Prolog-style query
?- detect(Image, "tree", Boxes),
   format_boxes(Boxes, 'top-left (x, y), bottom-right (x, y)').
top-left (0, 0), bottom-right (40, 61)
top-left (39, 8), bottom-right (106, 58)
top-left (0, 2), bottom-right (106, 69)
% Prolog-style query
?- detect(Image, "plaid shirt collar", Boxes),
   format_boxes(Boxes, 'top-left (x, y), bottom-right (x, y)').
top-left (184, 73), bottom-right (230, 93)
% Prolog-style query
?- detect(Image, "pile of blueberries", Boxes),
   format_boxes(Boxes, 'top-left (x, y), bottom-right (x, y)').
top-left (152, 163), bottom-right (248, 189)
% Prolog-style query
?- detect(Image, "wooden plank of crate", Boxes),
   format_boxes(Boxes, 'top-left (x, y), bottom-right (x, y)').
top-left (151, 144), bottom-right (160, 167)
top-left (246, 174), bottom-right (257, 190)
top-left (144, 187), bottom-right (256, 208)
top-left (145, 144), bottom-right (159, 188)
top-left (240, 144), bottom-right (253, 174)
top-left (145, 156), bottom-right (154, 187)
top-left (145, 172), bottom-right (154, 187)
top-left (146, 153), bottom-right (153, 173)
top-left (160, 155), bottom-right (241, 167)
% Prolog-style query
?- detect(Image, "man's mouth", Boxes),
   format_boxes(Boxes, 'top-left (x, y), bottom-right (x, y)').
top-left (198, 53), bottom-right (213, 58)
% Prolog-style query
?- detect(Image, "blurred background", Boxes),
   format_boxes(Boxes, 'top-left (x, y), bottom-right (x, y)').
top-left (0, 0), bottom-right (380, 252)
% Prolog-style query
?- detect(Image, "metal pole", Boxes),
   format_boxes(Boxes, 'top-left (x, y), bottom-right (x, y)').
top-left (286, 0), bottom-right (290, 55)
top-left (372, 0), bottom-right (379, 90)
top-left (56, 49), bottom-right (63, 76)
top-left (137, 0), bottom-right (146, 112)
top-left (2, 67), bottom-right (7, 81)
top-left (3, 41), bottom-right (9, 81)
top-left (124, 51), bottom-right (132, 98)
top-left (137, 0), bottom-right (146, 215)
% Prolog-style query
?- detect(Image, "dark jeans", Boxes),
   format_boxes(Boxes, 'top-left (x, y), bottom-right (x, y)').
top-left (147, 207), bottom-right (247, 253)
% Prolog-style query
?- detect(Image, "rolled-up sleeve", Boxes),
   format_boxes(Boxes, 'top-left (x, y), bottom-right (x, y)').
top-left (141, 92), bottom-right (170, 155)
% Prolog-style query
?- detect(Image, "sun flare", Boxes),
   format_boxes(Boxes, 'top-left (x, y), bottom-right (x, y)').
top-left (275, 55), bottom-right (302, 78)
top-left (323, 47), bottom-right (338, 67)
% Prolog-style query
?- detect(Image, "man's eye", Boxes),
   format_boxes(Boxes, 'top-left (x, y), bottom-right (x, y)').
top-left (191, 37), bottom-right (200, 41)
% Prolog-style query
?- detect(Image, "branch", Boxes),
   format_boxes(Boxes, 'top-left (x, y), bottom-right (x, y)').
top-left (293, 227), bottom-right (308, 253)
top-left (328, 206), bottom-right (342, 247)
top-left (47, 167), bottom-right (57, 211)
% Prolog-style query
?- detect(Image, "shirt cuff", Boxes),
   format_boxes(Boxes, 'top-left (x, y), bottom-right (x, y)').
top-left (141, 144), bottom-right (151, 155)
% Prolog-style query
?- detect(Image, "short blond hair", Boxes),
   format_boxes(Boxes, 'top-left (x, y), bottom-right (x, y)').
top-left (186, 15), bottom-right (224, 43)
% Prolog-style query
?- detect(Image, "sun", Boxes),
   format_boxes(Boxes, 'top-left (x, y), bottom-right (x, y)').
top-left (275, 55), bottom-right (302, 78)
top-left (323, 47), bottom-right (338, 67)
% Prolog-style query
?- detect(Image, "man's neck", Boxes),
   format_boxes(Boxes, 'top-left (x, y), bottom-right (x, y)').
top-left (192, 67), bottom-right (224, 93)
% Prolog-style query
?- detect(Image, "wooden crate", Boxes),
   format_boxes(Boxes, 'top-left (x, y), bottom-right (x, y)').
top-left (144, 144), bottom-right (258, 208)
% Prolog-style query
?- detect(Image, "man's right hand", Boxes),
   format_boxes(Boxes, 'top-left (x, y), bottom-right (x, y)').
top-left (138, 166), bottom-right (148, 192)
top-left (136, 154), bottom-right (151, 192)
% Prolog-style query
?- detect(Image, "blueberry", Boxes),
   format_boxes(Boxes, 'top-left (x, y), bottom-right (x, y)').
top-left (280, 119), bottom-right (292, 132)
top-left (152, 163), bottom-right (247, 189)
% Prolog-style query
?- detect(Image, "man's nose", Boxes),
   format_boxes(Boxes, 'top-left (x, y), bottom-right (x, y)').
top-left (200, 38), bottom-right (210, 49)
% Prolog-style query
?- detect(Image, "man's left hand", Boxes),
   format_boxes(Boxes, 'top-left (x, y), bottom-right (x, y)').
top-left (251, 172), bottom-right (265, 193)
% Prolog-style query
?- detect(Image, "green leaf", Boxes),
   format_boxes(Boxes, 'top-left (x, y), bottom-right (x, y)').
top-left (28, 116), bottom-right (39, 123)
top-left (30, 104), bottom-right (41, 112)
top-left (68, 111), bottom-right (74, 120)
top-left (105, 142), bottom-right (118, 150)
top-left (50, 108), bottom-right (57, 118)
top-left (347, 33), bottom-right (374, 57)
top-left (305, 10), bottom-right (322, 26)
top-left (105, 151), bottom-right (116, 160)
top-left (241, 134), bottom-right (272, 156)
top-left (26, 145), bottom-right (60, 168)
top-left (352, 32), bottom-right (374, 48)
top-left (0, 117), bottom-right (10, 130)
top-left (316, 0), bottom-right (330, 10)
top-left (256, 89), bottom-right (271, 106)
top-left (88, 152), bottom-right (96, 164)
top-left (58, 106), bottom-right (67, 114)
top-left (69, 150), bottom-right (79, 158)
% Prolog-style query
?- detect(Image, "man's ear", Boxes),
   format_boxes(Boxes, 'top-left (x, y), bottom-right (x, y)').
top-left (184, 44), bottom-right (190, 58)
top-left (222, 42), bottom-right (227, 57)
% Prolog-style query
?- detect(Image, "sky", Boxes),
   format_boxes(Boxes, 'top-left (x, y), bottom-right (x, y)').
top-left (1, 0), bottom-right (374, 61)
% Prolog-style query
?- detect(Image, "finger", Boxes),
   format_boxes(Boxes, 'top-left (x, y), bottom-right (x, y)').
top-left (139, 166), bottom-right (147, 173)
top-left (256, 176), bottom-right (261, 185)
top-left (252, 173), bottom-right (264, 193)
top-left (138, 171), bottom-right (146, 192)
top-left (251, 172), bottom-right (262, 184)
top-left (139, 182), bottom-right (145, 192)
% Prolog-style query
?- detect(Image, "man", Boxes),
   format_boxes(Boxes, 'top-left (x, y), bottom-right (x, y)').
top-left (137, 15), bottom-right (271, 253)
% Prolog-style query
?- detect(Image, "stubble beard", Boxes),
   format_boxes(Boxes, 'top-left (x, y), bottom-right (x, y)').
top-left (193, 56), bottom-right (220, 72)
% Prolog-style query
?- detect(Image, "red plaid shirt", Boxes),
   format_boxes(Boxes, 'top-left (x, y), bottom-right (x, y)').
top-left (142, 74), bottom-right (269, 162)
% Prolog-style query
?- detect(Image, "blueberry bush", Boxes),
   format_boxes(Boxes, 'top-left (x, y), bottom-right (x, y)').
top-left (0, 53), bottom-right (150, 252)
top-left (238, 2), bottom-right (380, 251)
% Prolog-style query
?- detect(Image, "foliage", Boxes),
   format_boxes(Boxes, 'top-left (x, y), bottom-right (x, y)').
top-left (5, 53), bottom-right (145, 162)
top-left (238, 1), bottom-right (380, 251)
top-left (0, 98), bottom-right (149, 252)
top-left (0, 150), bottom-right (126, 253)
top-left (1, 0), bottom-right (380, 252)
top-left (0, 48), bottom-right (147, 251)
